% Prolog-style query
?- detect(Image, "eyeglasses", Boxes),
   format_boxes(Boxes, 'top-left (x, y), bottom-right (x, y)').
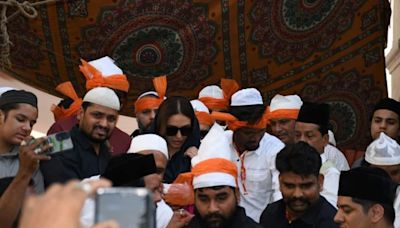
top-left (200, 130), bottom-right (209, 139)
top-left (166, 125), bottom-right (192, 136)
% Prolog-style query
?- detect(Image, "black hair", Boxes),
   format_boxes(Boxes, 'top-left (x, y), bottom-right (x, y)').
top-left (276, 141), bottom-right (322, 177)
top-left (112, 89), bottom-right (128, 106)
top-left (0, 103), bottom-right (20, 121)
top-left (229, 104), bottom-right (266, 125)
top-left (57, 98), bottom-right (74, 109)
top-left (81, 101), bottom-right (92, 111)
top-left (155, 96), bottom-right (196, 137)
top-left (352, 197), bottom-right (395, 225)
top-left (317, 124), bottom-right (328, 136)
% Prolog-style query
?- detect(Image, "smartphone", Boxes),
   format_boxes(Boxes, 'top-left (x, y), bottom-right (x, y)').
top-left (95, 187), bottom-right (155, 228)
top-left (29, 131), bottom-right (73, 155)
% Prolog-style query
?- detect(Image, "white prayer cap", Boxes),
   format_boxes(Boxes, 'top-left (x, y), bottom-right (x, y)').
top-left (269, 94), bottom-right (303, 112)
top-left (231, 88), bottom-right (263, 106)
top-left (365, 132), bottom-right (400, 165)
top-left (198, 85), bottom-right (224, 99)
top-left (88, 56), bottom-right (123, 78)
top-left (328, 130), bottom-right (336, 146)
top-left (83, 87), bottom-right (120, 111)
top-left (191, 123), bottom-right (237, 189)
top-left (0, 87), bottom-right (15, 96)
top-left (190, 99), bottom-right (210, 114)
top-left (128, 134), bottom-right (168, 159)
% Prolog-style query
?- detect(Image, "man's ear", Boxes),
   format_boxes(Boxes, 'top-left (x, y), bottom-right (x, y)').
top-left (0, 110), bottom-right (5, 125)
top-left (369, 204), bottom-right (385, 223)
top-left (322, 133), bottom-right (329, 146)
top-left (76, 107), bottom-right (84, 123)
top-left (234, 188), bottom-right (241, 204)
top-left (318, 174), bottom-right (324, 192)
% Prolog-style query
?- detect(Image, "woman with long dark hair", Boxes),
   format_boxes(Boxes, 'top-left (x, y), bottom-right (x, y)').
top-left (152, 96), bottom-right (200, 183)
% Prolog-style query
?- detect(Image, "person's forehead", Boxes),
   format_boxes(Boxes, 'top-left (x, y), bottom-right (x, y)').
top-left (139, 108), bottom-right (158, 114)
top-left (167, 113), bottom-right (191, 124)
top-left (197, 186), bottom-right (231, 194)
top-left (373, 109), bottom-right (399, 120)
top-left (7, 104), bottom-right (38, 118)
top-left (280, 172), bottom-right (317, 183)
top-left (337, 196), bottom-right (358, 207)
top-left (270, 118), bottom-right (295, 123)
top-left (87, 103), bottom-right (118, 115)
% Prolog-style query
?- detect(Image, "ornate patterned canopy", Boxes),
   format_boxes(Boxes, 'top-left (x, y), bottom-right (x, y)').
top-left (5, 0), bottom-right (391, 149)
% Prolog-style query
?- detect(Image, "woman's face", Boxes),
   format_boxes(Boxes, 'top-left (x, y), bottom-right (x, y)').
top-left (165, 114), bottom-right (191, 151)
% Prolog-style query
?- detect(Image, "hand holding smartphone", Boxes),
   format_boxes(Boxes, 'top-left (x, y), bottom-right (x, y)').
top-left (28, 131), bottom-right (73, 155)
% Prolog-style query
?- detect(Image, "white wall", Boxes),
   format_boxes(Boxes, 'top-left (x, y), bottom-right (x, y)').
top-left (0, 71), bottom-right (137, 137)
top-left (386, 0), bottom-right (400, 100)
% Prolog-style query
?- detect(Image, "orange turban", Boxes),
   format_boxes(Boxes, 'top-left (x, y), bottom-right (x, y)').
top-left (211, 109), bottom-right (269, 131)
top-left (79, 59), bottom-right (130, 92)
top-left (199, 79), bottom-right (239, 110)
top-left (51, 81), bottom-right (83, 121)
top-left (165, 158), bottom-right (238, 206)
top-left (134, 75), bottom-right (167, 113)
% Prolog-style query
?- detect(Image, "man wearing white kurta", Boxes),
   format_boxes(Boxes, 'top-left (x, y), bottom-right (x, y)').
top-left (213, 88), bottom-right (285, 222)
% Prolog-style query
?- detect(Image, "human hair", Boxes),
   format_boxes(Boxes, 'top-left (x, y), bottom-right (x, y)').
top-left (0, 103), bottom-right (21, 121)
top-left (352, 197), bottom-right (395, 225)
top-left (317, 124), bottom-right (328, 136)
top-left (229, 104), bottom-right (266, 125)
top-left (81, 101), bottom-right (93, 111)
top-left (57, 98), bottom-right (74, 109)
top-left (276, 141), bottom-right (322, 177)
top-left (112, 89), bottom-right (128, 106)
top-left (155, 96), bottom-right (196, 137)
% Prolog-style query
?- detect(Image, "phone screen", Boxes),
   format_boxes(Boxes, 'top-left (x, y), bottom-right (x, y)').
top-left (46, 131), bottom-right (73, 154)
top-left (95, 188), bottom-right (155, 228)
top-left (29, 131), bottom-right (73, 155)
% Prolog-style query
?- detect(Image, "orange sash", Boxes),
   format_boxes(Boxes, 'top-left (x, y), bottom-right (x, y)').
top-left (51, 81), bottom-right (82, 121)
top-left (165, 158), bottom-right (238, 205)
top-left (134, 75), bottom-right (167, 113)
top-left (79, 59), bottom-right (130, 92)
top-left (199, 79), bottom-right (239, 110)
top-left (195, 111), bottom-right (214, 126)
top-left (267, 108), bottom-right (300, 120)
top-left (211, 109), bottom-right (269, 131)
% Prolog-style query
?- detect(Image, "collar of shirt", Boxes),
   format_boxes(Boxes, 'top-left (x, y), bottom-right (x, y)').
top-left (70, 125), bottom-right (109, 155)
top-left (0, 146), bottom-right (19, 158)
top-left (228, 130), bottom-right (264, 157)
top-left (286, 197), bottom-right (324, 225)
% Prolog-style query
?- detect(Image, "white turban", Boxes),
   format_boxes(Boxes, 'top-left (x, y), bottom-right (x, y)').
top-left (365, 132), bottom-right (400, 165)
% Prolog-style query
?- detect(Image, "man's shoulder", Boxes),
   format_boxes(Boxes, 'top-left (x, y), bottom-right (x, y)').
top-left (319, 196), bottom-right (338, 216)
top-left (259, 200), bottom-right (285, 226)
top-left (261, 199), bottom-right (284, 215)
top-left (257, 133), bottom-right (285, 154)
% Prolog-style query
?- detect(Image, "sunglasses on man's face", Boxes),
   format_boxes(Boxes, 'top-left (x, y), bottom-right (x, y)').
top-left (166, 125), bottom-right (192, 136)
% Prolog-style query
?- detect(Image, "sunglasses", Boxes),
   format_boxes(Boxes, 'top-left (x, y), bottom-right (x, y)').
top-left (166, 125), bottom-right (192, 136)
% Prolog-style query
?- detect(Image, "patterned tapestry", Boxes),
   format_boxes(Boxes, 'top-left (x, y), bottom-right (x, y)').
top-left (4, 0), bottom-right (391, 150)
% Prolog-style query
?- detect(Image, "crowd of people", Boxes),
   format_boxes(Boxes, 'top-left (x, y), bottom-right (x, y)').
top-left (0, 56), bottom-right (399, 228)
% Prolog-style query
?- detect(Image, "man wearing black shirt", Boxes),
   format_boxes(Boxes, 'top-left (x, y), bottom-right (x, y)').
top-left (41, 87), bottom-right (120, 187)
top-left (259, 142), bottom-right (338, 228)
